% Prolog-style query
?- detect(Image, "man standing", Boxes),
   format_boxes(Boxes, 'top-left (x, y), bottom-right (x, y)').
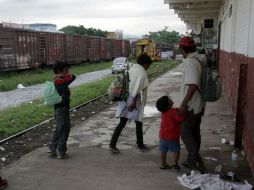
top-left (109, 54), bottom-right (152, 154)
top-left (178, 36), bottom-right (205, 171)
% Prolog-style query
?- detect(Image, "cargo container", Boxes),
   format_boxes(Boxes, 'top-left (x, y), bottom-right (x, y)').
top-left (112, 39), bottom-right (122, 59)
top-left (87, 36), bottom-right (100, 62)
top-left (0, 25), bottom-right (16, 71)
top-left (130, 41), bottom-right (137, 57)
top-left (0, 24), bottom-right (131, 71)
top-left (122, 40), bottom-right (130, 57)
top-left (65, 35), bottom-right (87, 64)
top-left (105, 38), bottom-right (113, 60)
top-left (99, 38), bottom-right (106, 60)
top-left (0, 25), bottom-right (40, 71)
top-left (40, 32), bottom-right (65, 66)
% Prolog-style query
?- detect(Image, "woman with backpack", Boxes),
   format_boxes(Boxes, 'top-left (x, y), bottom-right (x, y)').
top-left (109, 54), bottom-right (152, 154)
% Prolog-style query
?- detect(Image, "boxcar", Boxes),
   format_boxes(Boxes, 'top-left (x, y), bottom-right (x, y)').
top-left (112, 39), bottom-right (122, 59)
top-left (105, 38), bottom-right (113, 60)
top-left (65, 34), bottom-right (87, 64)
top-left (130, 41), bottom-right (137, 57)
top-left (0, 25), bottom-right (40, 71)
top-left (99, 37), bottom-right (106, 61)
top-left (87, 36), bottom-right (101, 62)
top-left (122, 40), bottom-right (130, 58)
top-left (39, 32), bottom-right (65, 66)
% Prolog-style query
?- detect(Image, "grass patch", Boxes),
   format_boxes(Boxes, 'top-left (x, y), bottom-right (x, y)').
top-left (0, 61), bottom-right (112, 92)
top-left (0, 76), bottom-right (113, 136)
top-left (0, 60), bottom-right (179, 137)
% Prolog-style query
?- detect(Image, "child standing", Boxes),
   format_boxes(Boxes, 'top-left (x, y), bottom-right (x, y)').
top-left (156, 96), bottom-right (186, 170)
top-left (48, 61), bottom-right (76, 159)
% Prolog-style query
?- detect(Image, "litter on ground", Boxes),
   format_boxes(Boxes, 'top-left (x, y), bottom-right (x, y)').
top-left (204, 157), bottom-right (218, 162)
top-left (178, 170), bottom-right (252, 190)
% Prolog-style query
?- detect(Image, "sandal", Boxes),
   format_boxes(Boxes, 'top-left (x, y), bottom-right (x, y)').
top-left (160, 164), bottom-right (172, 169)
top-left (172, 163), bottom-right (181, 170)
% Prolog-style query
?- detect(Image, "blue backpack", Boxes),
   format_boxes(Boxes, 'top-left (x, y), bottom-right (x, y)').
top-left (43, 81), bottom-right (62, 105)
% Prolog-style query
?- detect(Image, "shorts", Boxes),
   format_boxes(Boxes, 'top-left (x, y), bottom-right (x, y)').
top-left (159, 139), bottom-right (180, 153)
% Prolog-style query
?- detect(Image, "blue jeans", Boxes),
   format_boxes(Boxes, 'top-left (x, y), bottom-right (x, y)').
top-left (49, 106), bottom-right (70, 156)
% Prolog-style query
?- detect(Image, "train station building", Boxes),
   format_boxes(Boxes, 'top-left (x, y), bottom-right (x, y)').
top-left (164, 0), bottom-right (254, 174)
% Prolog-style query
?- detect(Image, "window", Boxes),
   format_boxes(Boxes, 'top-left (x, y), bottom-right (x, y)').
top-left (204, 19), bottom-right (214, 28)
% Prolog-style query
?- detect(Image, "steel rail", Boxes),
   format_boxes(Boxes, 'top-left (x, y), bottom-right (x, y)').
top-left (0, 93), bottom-right (108, 144)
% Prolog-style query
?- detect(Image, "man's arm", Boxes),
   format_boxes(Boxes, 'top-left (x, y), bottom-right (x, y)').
top-left (128, 95), bottom-right (138, 112)
top-left (178, 84), bottom-right (197, 115)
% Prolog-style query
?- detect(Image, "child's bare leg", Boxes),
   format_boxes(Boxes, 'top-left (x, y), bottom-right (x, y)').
top-left (161, 152), bottom-right (167, 165)
top-left (172, 151), bottom-right (181, 170)
top-left (173, 151), bottom-right (180, 164)
top-left (160, 152), bottom-right (171, 169)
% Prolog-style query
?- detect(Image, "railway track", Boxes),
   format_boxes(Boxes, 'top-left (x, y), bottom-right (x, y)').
top-left (0, 66), bottom-right (176, 167)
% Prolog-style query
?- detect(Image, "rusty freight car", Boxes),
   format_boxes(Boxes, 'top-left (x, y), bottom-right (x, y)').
top-left (99, 37), bottom-right (106, 61)
top-left (87, 36), bottom-right (101, 62)
top-left (112, 39), bottom-right (122, 59)
top-left (105, 38), bottom-right (113, 60)
top-left (0, 25), bottom-right (40, 71)
top-left (65, 35), bottom-right (87, 64)
top-left (39, 32), bottom-right (65, 66)
top-left (1, 23), bottom-right (131, 71)
top-left (122, 40), bottom-right (130, 58)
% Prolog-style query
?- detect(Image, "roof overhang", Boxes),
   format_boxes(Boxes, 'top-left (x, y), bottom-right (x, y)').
top-left (164, 0), bottom-right (222, 34)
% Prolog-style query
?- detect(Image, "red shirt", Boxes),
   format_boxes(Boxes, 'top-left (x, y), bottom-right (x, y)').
top-left (159, 108), bottom-right (186, 142)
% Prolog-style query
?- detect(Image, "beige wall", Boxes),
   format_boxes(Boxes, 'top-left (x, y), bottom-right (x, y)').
top-left (219, 0), bottom-right (254, 57)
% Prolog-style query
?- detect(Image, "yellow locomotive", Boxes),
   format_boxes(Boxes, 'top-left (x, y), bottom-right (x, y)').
top-left (135, 39), bottom-right (161, 61)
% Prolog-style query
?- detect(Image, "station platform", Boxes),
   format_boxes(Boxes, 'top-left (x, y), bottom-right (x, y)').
top-left (1, 65), bottom-right (253, 190)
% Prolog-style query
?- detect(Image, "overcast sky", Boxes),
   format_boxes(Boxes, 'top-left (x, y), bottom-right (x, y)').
top-left (0, 0), bottom-right (186, 36)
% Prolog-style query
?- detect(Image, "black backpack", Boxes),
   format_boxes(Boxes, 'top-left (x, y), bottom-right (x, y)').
top-left (194, 57), bottom-right (222, 102)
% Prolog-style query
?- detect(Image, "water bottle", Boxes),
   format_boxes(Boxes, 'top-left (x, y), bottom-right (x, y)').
top-left (231, 150), bottom-right (237, 160)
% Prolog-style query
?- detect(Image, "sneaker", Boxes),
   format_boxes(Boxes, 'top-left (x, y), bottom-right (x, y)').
top-left (57, 153), bottom-right (69, 159)
top-left (109, 146), bottom-right (120, 154)
top-left (172, 163), bottom-right (181, 170)
top-left (137, 144), bottom-right (151, 152)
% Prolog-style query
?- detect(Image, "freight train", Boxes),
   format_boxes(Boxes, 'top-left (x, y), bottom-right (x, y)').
top-left (0, 24), bottom-right (130, 71)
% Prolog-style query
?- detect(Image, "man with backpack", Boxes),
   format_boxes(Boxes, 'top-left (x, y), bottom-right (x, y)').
top-left (109, 54), bottom-right (152, 154)
top-left (178, 36), bottom-right (205, 172)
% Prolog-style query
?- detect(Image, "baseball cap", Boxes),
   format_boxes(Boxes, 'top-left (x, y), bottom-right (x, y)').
top-left (179, 36), bottom-right (196, 47)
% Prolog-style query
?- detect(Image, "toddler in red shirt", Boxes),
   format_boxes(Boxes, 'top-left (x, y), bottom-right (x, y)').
top-left (156, 96), bottom-right (186, 170)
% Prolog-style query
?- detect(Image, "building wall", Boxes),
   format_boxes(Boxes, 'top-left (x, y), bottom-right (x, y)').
top-left (219, 0), bottom-right (254, 174)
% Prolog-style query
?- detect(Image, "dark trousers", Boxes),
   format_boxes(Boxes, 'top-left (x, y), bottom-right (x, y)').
top-left (110, 117), bottom-right (144, 147)
top-left (49, 106), bottom-right (70, 155)
top-left (181, 110), bottom-right (202, 163)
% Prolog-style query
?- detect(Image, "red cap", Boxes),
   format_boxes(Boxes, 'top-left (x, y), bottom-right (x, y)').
top-left (179, 36), bottom-right (196, 47)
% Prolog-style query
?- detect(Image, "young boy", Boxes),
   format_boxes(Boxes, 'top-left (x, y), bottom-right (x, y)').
top-left (156, 96), bottom-right (186, 170)
top-left (48, 61), bottom-right (76, 159)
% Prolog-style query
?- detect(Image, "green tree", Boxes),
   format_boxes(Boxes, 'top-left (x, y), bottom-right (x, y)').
top-left (148, 26), bottom-right (181, 45)
top-left (59, 25), bottom-right (108, 37)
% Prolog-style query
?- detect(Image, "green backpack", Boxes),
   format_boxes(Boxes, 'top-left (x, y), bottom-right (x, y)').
top-left (43, 81), bottom-right (62, 105)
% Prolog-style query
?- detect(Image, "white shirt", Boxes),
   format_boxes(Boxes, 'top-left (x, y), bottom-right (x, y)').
top-left (181, 52), bottom-right (203, 114)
